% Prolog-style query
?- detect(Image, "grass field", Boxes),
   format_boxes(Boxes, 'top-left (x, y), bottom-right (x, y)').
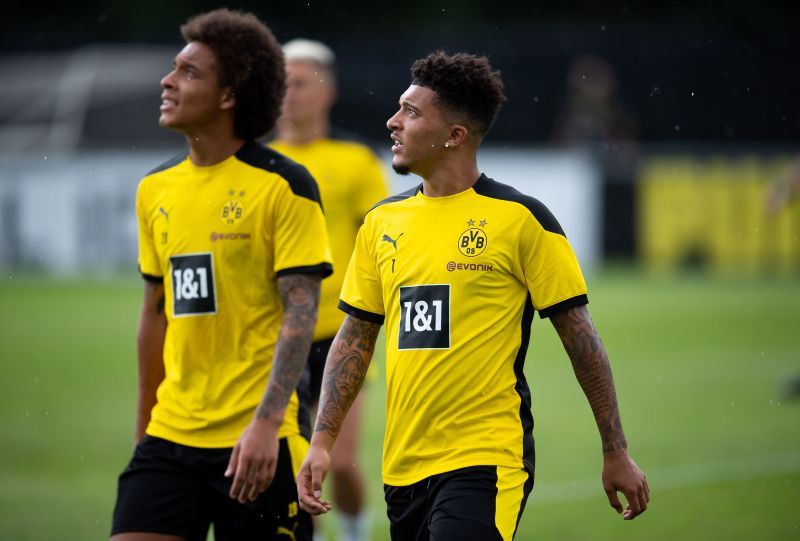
top-left (0, 269), bottom-right (798, 540)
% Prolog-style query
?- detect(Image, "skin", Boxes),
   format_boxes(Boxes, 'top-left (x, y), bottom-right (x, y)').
top-left (276, 60), bottom-right (337, 145)
top-left (276, 57), bottom-right (370, 521)
top-left (297, 78), bottom-right (649, 522)
top-left (112, 42), bottom-right (323, 541)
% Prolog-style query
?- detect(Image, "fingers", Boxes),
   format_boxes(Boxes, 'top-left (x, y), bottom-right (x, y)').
top-left (297, 461), bottom-right (332, 515)
top-left (621, 477), bottom-right (650, 520)
top-left (228, 453), bottom-right (276, 504)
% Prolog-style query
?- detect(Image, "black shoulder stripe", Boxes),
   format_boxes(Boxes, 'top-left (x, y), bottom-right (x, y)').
top-left (235, 141), bottom-right (323, 206)
top-left (367, 185), bottom-right (421, 215)
top-left (472, 174), bottom-right (566, 237)
top-left (146, 151), bottom-right (188, 176)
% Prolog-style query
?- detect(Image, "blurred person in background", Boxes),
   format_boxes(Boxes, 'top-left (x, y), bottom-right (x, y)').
top-left (765, 153), bottom-right (800, 399)
top-left (552, 53), bottom-right (640, 258)
top-left (269, 38), bottom-right (390, 541)
top-left (297, 50), bottom-right (649, 540)
top-left (110, 9), bottom-right (332, 541)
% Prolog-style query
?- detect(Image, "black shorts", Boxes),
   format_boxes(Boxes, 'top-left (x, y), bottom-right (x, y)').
top-left (301, 337), bottom-right (334, 404)
top-left (384, 465), bottom-right (534, 541)
top-left (111, 434), bottom-right (312, 541)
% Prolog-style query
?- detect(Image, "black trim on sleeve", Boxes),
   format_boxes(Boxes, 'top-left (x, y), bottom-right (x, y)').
top-left (472, 173), bottom-right (566, 237)
top-left (235, 141), bottom-right (323, 207)
top-left (275, 262), bottom-right (333, 279)
top-left (338, 300), bottom-right (385, 325)
top-left (538, 294), bottom-right (589, 319)
top-left (145, 151), bottom-right (188, 176)
top-left (140, 272), bottom-right (163, 283)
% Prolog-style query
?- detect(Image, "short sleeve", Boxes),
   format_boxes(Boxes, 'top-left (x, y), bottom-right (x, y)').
top-left (273, 183), bottom-right (334, 278)
top-left (136, 180), bottom-right (163, 281)
top-left (354, 150), bottom-right (390, 219)
top-left (338, 221), bottom-right (385, 324)
top-left (519, 211), bottom-right (588, 318)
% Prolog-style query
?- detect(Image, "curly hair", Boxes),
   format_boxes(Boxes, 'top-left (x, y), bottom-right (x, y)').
top-left (181, 9), bottom-right (285, 140)
top-left (411, 51), bottom-right (507, 138)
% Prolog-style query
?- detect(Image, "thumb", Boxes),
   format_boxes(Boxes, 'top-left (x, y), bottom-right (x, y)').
top-left (606, 486), bottom-right (623, 514)
top-left (311, 461), bottom-right (326, 499)
top-left (225, 444), bottom-right (240, 478)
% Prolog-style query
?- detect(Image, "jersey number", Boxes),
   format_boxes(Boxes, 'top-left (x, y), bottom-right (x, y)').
top-left (170, 253), bottom-right (217, 316)
top-left (398, 284), bottom-right (450, 350)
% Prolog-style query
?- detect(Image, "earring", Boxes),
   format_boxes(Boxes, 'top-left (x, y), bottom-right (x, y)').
top-left (444, 142), bottom-right (450, 148)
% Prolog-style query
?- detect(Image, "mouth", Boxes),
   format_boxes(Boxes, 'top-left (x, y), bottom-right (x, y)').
top-left (160, 97), bottom-right (177, 112)
top-left (390, 133), bottom-right (403, 152)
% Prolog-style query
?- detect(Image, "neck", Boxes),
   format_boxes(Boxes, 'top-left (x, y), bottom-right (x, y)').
top-left (420, 154), bottom-right (481, 197)
top-left (185, 126), bottom-right (245, 167)
top-left (276, 116), bottom-right (330, 146)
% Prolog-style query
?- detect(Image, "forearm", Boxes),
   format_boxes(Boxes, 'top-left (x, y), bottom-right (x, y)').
top-left (135, 282), bottom-right (167, 441)
top-left (551, 305), bottom-right (627, 453)
top-left (313, 315), bottom-right (380, 450)
top-left (256, 274), bottom-right (321, 425)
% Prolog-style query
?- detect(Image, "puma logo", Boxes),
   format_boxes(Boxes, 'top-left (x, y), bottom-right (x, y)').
top-left (276, 522), bottom-right (298, 541)
top-left (158, 207), bottom-right (170, 221)
top-left (382, 233), bottom-right (404, 250)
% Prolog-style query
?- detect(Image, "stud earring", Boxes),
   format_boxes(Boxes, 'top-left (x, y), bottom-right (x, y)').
top-left (444, 142), bottom-right (450, 148)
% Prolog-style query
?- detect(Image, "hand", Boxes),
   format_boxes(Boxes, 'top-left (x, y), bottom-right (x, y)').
top-left (224, 417), bottom-right (280, 503)
top-left (296, 445), bottom-right (333, 515)
top-left (602, 448), bottom-right (650, 520)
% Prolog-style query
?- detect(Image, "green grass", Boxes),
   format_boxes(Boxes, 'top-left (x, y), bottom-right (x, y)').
top-left (0, 269), bottom-right (798, 540)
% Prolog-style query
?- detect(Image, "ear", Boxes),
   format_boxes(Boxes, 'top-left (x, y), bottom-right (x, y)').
top-left (446, 124), bottom-right (469, 149)
top-left (220, 87), bottom-right (236, 111)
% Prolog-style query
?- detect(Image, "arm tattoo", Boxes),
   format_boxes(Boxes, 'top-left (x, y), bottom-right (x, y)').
top-left (256, 274), bottom-right (321, 420)
top-left (550, 305), bottom-right (627, 453)
top-left (315, 315), bottom-right (380, 439)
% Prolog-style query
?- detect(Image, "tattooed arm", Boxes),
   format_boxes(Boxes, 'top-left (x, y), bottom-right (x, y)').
top-left (135, 281), bottom-right (167, 443)
top-left (297, 314), bottom-right (381, 514)
top-left (550, 305), bottom-right (650, 520)
top-left (225, 273), bottom-right (321, 503)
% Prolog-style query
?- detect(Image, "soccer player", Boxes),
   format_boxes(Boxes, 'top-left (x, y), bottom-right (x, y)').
top-left (110, 9), bottom-right (332, 541)
top-left (297, 51), bottom-right (649, 540)
top-left (269, 39), bottom-right (389, 541)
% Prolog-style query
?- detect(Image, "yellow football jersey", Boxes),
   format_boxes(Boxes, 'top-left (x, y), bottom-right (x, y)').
top-left (269, 132), bottom-right (389, 341)
top-left (339, 174), bottom-right (588, 485)
top-left (136, 141), bottom-right (333, 448)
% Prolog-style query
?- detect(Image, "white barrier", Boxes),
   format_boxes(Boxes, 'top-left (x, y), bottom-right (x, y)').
top-left (0, 147), bottom-right (601, 275)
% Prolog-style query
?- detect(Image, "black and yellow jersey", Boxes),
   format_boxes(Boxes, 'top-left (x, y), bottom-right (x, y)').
top-left (136, 141), bottom-right (333, 448)
top-left (269, 132), bottom-right (389, 341)
top-left (339, 174), bottom-right (588, 486)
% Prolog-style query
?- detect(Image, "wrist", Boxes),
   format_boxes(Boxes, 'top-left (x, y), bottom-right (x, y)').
top-left (254, 408), bottom-right (284, 429)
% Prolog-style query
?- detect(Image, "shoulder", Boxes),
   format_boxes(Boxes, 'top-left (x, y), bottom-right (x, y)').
top-left (366, 185), bottom-right (420, 217)
top-left (235, 141), bottom-right (321, 204)
top-left (473, 174), bottom-right (565, 237)
top-left (144, 151), bottom-right (189, 178)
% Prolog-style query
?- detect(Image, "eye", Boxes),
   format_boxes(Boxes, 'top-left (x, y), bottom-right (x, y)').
top-left (407, 108), bottom-right (418, 117)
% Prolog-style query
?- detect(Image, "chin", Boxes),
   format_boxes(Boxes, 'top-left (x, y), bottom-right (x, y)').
top-left (392, 163), bottom-right (412, 176)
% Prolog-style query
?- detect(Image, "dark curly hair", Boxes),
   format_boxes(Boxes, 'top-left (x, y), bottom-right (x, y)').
top-left (181, 9), bottom-right (285, 140)
top-left (411, 51), bottom-right (507, 139)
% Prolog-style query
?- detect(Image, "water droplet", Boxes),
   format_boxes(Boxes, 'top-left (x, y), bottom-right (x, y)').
top-left (674, 125), bottom-right (680, 131)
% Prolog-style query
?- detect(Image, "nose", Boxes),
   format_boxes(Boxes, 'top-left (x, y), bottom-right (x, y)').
top-left (161, 69), bottom-right (176, 90)
top-left (386, 109), bottom-right (401, 131)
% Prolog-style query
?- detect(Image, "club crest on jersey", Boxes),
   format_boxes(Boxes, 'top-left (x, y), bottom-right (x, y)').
top-left (221, 200), bottom-right (244, 225)
top-left (458, 219), bottom-right (488, 257)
